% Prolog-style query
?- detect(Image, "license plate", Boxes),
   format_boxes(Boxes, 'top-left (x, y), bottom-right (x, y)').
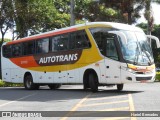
top-left (140, 80), bottom-right (148, 83)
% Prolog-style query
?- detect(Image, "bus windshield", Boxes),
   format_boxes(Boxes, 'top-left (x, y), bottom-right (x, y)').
top-left (119, 30), bottom-right (154, 65)
top-left (90, 27), bottom-right (154, 66)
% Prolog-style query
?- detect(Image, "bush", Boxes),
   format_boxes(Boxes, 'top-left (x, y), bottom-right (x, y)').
top-left (156, 72), bottom-right (160, 82)
top-left (0, 80), bottom-right (5, 87)
top-left (0, 80), bottom-right (23, 87)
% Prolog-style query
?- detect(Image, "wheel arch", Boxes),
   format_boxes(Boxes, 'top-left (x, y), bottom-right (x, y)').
top-left (83, 69), bottom-right (99, 88)
top-left (23, 72), bottom-right (32, 82)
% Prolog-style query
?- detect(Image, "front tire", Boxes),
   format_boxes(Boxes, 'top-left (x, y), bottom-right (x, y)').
top-left (24, 75), bottom-right (39, 90)
top-left (117, 84), bottom-right (123, 91)
top-left (83, 79), bottom-right (89, 90)
top-left (89, 73), bottom-right (98, 92)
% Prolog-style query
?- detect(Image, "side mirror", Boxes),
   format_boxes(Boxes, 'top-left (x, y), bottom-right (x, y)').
top-left (146, 35), bottom-right (160, 48)
top-left (108, 31), bottom-right (127, 45)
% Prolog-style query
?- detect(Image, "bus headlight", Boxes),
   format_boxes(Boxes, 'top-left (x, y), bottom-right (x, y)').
top-left (127, 64), bottom-right (137, 73)
top-left (127, 68), bottom-right (136, 73)
top-left (127, 64), bottom-right (155, 73)
top-left (146, 64), bottom-right (155, 71)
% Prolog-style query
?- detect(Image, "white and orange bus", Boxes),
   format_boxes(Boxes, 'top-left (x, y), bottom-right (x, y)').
top-left (1, 22), bottom-right (160, 92)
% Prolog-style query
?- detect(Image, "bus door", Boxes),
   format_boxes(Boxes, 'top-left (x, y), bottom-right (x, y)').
top-left (104, 32), bottom-right (122, 84)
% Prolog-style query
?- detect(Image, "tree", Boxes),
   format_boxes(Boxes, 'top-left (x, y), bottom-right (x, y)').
top-left (53, 0), bottom-right (119, 24)
top-left (73, 0), bottom-right (144, 24)
top-left (70, 0), bottom-right (75, 25)
top-left (136, 23), bottom-right (148, 33)
top-left (36, 0), bottom-right (147, 27)
top-left (119, 0), bottom-right (144, 24)
top-left (0, 0), bottom-right (14, 46)
top-left (3, 0), bottom-right (159, 40)
top-left (143, 0), bottom-right (160, 34)
top-left (53, 0), bottom-right (92, 24)
top-left (14, 0), bottom-right (70, 39)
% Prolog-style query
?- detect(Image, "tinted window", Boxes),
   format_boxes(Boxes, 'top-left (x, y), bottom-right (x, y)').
top-left (69, 33), bottom-right (76, 49)
top-left (90, 28), bottom-right (111, 53)
top-left (12, 44), bottom-right (22, 57)
top-left (58, 34), bottom-right (69, 50)
top-left (69, 30), bottom-right (90, 49)
top-left (90, 30), bottom-right (104, 51)
top-left (23, 41), bottom-right (35, 55)
top-left (51, 34), bottom-right (69, 51)
top-left (36, 38), bottom-right (49, 54)
top-left (3, 45), bottom-right (12, 58)
top-left (51, 36), bottom-right (61, 51)
top-left (75, 31), bottom-right (90, 49)
top-left (51, 30), bottom-right (90, 52)
top-left (106, 36), bottom-right (119, 60)
top-left (90, 28), bottom-right (119, 60)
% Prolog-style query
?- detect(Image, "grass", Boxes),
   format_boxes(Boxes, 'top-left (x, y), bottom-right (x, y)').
top-left (0, 80), bottom-right (23, 87)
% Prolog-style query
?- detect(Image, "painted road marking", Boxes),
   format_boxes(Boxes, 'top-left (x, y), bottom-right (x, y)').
top-left (0, 93), bottom-right (37, 107)
top-left (87, 95), bottom-right (128, 101)
top-left (128, 94), bottom-right (137, 120)
top-left (65, 107), bottom-right (129, 117)
top-left (60, 93), bottom-right (92, 120)
top-left (81, 100), bottom-right (129, 107)
top-left (128, 94), bottom-right (135, 111)
top-left (60, 93), bottom-right (136, 120)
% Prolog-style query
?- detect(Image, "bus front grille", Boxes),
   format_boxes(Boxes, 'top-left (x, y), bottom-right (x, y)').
top-left (136, 77), bottom-right (152, 81)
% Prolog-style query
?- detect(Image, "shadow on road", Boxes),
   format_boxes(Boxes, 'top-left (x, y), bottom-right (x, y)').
top-left (0, 85), bottom-right (143, 102)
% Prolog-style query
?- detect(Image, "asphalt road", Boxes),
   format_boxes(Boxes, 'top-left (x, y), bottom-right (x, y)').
top-left (0, 83), bottom-right (160, 120)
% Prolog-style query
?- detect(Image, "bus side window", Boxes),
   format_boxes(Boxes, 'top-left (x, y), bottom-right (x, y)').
top-left (36, 38), bottom-right (49, 54)
top-left (58, 34), bottom-right (69, 51)
top-left (105, 34), bottom-right (119, 61)
top-left (51, 36), bottom-right (61, 51)
top-left (75, 30), bottom-right (90, 49)
top-left (3, 45), bottom-right (12, 58)
top-left (23, 41), bottom-right (35, 55)
top-left (69, 33), bottom-right (76, 49)
top-left (12, 44), bottom-right (22, 57)
top-left (92, 32), bottom-right (104, 52)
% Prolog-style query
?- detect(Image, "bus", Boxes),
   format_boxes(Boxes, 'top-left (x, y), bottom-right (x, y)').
top-left (1, 22), bottom-right (160, 92)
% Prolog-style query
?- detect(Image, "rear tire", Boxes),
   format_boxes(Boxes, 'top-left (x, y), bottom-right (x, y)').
top-left (117, 84), bottom-right (123, 91)
top-left (24, 75), bottom-right (39, 90)
top-left (48, 84), bottom-right (61, 90)
top-left (89, 73), bottom-right (98, 92)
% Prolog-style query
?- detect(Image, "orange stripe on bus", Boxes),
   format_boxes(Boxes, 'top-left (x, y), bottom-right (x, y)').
top-left (7, 28), bottom-right (77, 45)
top-left (10, 56), bottom-right (39, 68)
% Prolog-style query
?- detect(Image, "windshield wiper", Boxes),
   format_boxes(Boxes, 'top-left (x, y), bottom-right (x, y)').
top-left (142, 49), bottom-right (152, 65)
top-left (133, 45), bottom-right (140, 65)
top-left (139, 41), bottom-right (152, 65)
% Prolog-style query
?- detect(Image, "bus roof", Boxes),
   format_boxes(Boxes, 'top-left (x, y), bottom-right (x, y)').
top-left (92, 22), bottom-right (143, 32)
top-left (7, 22), bottom-right (143, 45)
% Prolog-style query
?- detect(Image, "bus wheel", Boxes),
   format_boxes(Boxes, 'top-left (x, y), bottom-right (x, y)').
top-left (89, 73), bottom-right (98, 92)
top-left (48, 84), bottom-right (61, 90)
top-left (83, 80), bottom-right (89, 90)
top-left (24, 75), bottom-right (39, 90)
top-left (117, 84), bottom-right (123, 91)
